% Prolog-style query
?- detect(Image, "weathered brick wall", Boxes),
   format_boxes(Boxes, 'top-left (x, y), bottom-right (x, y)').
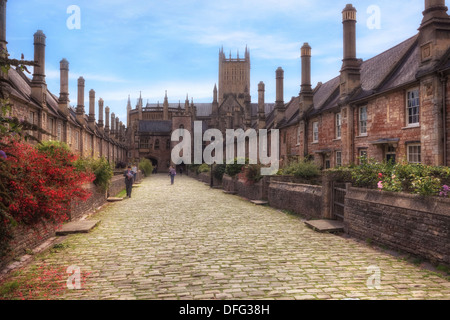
top-left (0, 221), bottom-right (57, 271)
top-left (345, 188), bottom-right (450, 266)
top-left (268, 180), bottom-right (323, 219)
top-left (70, 183), bottom-right (106, 221)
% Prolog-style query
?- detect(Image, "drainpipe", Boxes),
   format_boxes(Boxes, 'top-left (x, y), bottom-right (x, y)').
top-left (440, 72), bottom-right (447, 165)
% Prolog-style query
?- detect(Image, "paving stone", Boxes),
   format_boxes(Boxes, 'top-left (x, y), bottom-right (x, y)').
top-left (4, 174), bottom-right (449, 300)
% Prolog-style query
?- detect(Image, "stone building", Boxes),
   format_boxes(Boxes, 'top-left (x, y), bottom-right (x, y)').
top-left (127, 48), bottom-right (275, 172)
top-left (0, 0), bottom-right (127, 164)
top-left (276, 1), bottom-right (450, 169)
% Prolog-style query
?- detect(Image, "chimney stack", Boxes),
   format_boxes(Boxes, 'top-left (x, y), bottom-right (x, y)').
top-left (300, 43), bottom-right (314, 112)
top-left (58, 58), bottom-right (69, 116)
top-left (115, 117), bottom-right (120, 139)
top-left (111, 112), bottom-right (115, 136)
top-left (258, 81), bottom-right (266, 129)
top-left (340, 4), bottom-right (361, 98)
top-left (105, 106), bottom-right (110, 136)
top-left (31, 30), bottom-right (47, 105)
top-left (0, 0), bottom-right (7, 51)
top-left (88, 89), bottom-right (96, 130)
top-left (98, 98), bottom-right (104, 132)
top-left (275, 67), bottom-right (285, 127)
top-left (76, 77), bottom-right (85, 123)
top-left (422, 0), bottom-right (448, 23)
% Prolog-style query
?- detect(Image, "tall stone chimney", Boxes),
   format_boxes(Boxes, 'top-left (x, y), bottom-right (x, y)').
top-left (76, 77), bottom-right (85, 124)
top-left (115, 117), bottom-right (120, 139)
top-left (275, 67), bottom-right (285, 127)
top-left (258, 81), bottom-right (266, 129)
top-left (126, 95), bottom-right (132, 128)
top-left (419, 0), bottom-right (450, 66)
top-left (58, 58), bottom-right (69, 116)
top-left (98, 98), bottom-right (104, 133)
top-left (340, 4), bottom-right (361, 98)
top-left (111, 112), bottom-right (115, 136)
top-left (105, 106), bottom-right (110, 136)
top-left (0, 0), bottom-right (7, 51)
top-left (88, 89), bottom-right (96, 130)
top-left (31, 30), bottom-right (47, 106)
top-left (300, 43), bottom-right (314, 112)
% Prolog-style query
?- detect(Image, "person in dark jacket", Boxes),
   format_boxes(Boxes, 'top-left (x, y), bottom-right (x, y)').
top-left (124, 166), bottom-right (134, 198)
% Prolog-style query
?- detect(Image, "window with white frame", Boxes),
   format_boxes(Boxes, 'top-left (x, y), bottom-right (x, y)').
top-left (359, 149), bottom-right (368, 163)
top-left (407, 143), bottom-right (421, 164)
top-left (407, 89), bottom-right (420, 125)
top-left (313, 122), bottom-right (319, 143)
top-left (335, 113), bottom-right (342, 139)
top-left (336, 151), bottom-right (342, 167)
top-left (359, 106), bottom-right (367, 135)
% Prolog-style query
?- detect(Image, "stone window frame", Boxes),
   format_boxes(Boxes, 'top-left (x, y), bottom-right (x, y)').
top-left (406, 88), bottom-right (420, 126)
top-left (335, 113), bottom-right (342, 139)
top-left (57, 122), bottom-right (62, 142)
top-left (140, 137), bottom-right (149, 149)
top-left (407, 143), bottom-right (421, 164)
top-left (359, 106), bottom-right (368, 136)
top-left (74, 131), bottom-right (79, 150)
top-left (335, 150), bottom-right (342, 167)
top-left (68, 125), bottom-right (72, 146)
top-left (312, 121), bottom-right (319, 143)
top-left (154, 139), bottom-right (160, 150)
top-left (296, 126), bottom-right (301, 146)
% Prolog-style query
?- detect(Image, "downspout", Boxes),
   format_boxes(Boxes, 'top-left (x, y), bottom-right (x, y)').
top-left (440, 72), bottom-right (447, 165)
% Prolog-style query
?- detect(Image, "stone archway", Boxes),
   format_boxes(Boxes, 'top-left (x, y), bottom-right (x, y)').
top-left (147, 157), bottom-right (159, 173)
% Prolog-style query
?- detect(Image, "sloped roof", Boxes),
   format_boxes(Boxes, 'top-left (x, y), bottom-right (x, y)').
top-left (139, 120), bottom-right (172, 133)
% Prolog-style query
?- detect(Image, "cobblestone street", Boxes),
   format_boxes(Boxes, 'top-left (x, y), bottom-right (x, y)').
top-left (5, 174), bottom-right (450, 300)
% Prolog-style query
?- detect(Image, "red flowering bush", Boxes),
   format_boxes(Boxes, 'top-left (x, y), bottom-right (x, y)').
top-left (1, 139), bottom-right (95, 228)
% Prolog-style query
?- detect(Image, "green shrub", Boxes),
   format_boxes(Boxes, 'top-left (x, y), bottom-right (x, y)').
top-left (73, 157), bottom-right (113, 191)
top-left (245, 164), bottom-right (263, 183)
top-left (225, 158), bottom-right (248, 177)
top-left (197, 163), bottom-right (210, 173)
top-left (212, 164), bottom-right (226, 181)
top-left (139, 158), bottom-right (153, 177)
top-left (36, 140), bottom-right (71, 156)
top-left (282, 158), bottom-right (320, 179)
top-left (90, 157), bottom-right (114, 192)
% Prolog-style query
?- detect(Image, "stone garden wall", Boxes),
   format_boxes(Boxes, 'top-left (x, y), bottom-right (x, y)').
top-left (345, 188), bottom-right (450, 266)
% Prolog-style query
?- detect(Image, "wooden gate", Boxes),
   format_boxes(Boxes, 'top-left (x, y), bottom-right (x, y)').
top-left (332, 182), bottom-right (346, 221)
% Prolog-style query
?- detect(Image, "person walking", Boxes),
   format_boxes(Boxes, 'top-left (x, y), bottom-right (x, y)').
top-left (169, 165), bottom-right (176, 185)
top-left (179, 166), bottom-right (183, 176)
top-left (124, 165), bottom-right (134, 198)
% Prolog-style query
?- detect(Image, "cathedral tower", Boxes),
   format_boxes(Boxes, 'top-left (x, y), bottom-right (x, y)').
top-left (218, 47), bottom-right (250, 107)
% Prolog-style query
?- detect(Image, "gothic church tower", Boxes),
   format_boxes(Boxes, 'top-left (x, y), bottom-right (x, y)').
top-left (218, 47), bottom-right (250, 107)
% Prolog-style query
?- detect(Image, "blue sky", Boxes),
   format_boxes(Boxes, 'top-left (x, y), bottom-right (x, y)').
top-left (6, 0), bottom-right (426, 122)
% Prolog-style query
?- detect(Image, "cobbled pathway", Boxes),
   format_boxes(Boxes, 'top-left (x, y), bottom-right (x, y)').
top-left (7, 174), bottom-right (450, 300)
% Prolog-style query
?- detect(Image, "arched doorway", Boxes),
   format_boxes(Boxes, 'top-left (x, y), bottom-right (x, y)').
top-left (148, 157), bottom-right (158, 173)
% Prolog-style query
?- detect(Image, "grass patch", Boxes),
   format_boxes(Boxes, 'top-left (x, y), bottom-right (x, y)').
top-left (115, 189), bottom-right (127, 198)
top-left (0, 281), bottom-right (19, 296)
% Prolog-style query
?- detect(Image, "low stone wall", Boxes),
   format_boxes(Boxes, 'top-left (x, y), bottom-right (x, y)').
top-left (268, 180), bottom-right (323, 219)
top-left (235, 177), bottom-right (269, 201)
top-left (0, 172), bottom-right (145, 272)
top-left (222, 174), bottom-right (236, 192)
top-left (345, 188), bottom-right (450, 266)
